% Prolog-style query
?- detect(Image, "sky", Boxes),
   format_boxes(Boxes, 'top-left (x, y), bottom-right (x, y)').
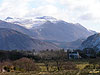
top-left (0, 0), bottom-right (100, 32)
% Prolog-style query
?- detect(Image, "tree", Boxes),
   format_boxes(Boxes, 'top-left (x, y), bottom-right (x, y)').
top-left (83, 48), bottom-right (96, 58)
top-left (38, 49), bottom-right (67, 71)
top-left (52, 50), bottom-right (67, 71)
top-left (38, 50), bottom-right (51, 71)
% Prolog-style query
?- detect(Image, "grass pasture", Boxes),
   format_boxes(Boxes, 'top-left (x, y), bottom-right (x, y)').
top-left (1, 59), bottom-right (100, 75)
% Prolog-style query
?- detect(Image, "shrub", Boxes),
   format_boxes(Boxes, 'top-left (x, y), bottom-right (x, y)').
top-left (0, 61), bottom-right (14, 72)
top-left (13, 57), bottom-right (37, 71)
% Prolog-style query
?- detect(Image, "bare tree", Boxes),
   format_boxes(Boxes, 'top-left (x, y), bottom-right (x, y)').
top-left (38, 49), bottom-right (67, 71)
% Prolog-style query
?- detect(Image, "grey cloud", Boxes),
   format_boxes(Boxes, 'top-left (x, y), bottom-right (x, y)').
top-left (78, 13), bottom-right (94, 20)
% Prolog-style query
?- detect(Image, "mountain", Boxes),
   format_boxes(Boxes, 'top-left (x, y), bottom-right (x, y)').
top-left (80, 33), bottom-right (100, 50)
top-left (5, 16), bottom-right (95, 42)
top-left (30, 21), bottom-right (94, 42)
top-left (5, 16), bottom-right (57, 29)
top-left (5, 17), bottom-right (13, 20)
top-left (44, 38), bottom-right (85, 49)
top-left (66, 39), bottom-right (85, 49)
top-left (0, 28), bottom-right (58, 50)
top-left (0, 20), bottom-right (33, 37)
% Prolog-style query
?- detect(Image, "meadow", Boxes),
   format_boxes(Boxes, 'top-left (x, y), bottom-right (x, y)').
top-left (1, 59), bottom-right (100, 75)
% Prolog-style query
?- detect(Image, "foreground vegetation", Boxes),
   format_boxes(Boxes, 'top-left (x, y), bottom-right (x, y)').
top-left (0, 49), bottom-right (100, 75)
top-left (1, 59), bottom-right (100, 75)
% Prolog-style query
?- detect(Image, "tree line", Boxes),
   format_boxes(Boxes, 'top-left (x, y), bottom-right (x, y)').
top-left (0, 48), bottom-right (100, 72)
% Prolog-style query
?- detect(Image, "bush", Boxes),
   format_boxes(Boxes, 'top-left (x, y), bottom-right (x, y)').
top-left (0, 61), bottom-right (14, 72)
top-left (13, 57), bottom-right (38, 71)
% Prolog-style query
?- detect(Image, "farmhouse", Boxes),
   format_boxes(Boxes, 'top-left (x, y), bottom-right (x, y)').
top-left (68, 51), bottom-right (81, 59)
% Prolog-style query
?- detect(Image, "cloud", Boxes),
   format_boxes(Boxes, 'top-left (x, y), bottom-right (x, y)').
top-left (43, 0), bottom-right (57, 3)
top-left (0, 0), bottom-right (100, 31)
top-left (59, 0), bottom-right (100, 19)
top-left (79, 13), bottom-right (94, 20)
top-left (0, 0), bottom-right (99, 21)
top-left (25, 5), bottom-right (68, 21)
top-left (0, 0), bottom-right (32, 19)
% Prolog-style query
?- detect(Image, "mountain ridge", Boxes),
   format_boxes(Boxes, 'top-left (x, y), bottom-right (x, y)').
top-left (4, 16), bottom-right (96, 42)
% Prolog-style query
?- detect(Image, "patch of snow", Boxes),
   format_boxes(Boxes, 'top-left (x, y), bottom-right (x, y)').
top-left (4, 16), bottom-right (58, 29)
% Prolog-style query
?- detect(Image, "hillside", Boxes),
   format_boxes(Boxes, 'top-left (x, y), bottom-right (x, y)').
top-left (0, 20), bottom-right (33, 37)
top-left (30, 21), bottom-right (93, 42)
top-left (5, 16), bottom-right (95, 42)
top-left (0, 28), bottom-right (58, 50)
top-left (80, 33), bottom-right (100, 50)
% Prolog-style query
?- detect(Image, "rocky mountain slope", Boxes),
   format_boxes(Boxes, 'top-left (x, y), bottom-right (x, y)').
top-left (30, 21), bottom-right (94, 42)
top-left (0, 20), bottom-right (33, 37)
top-left (80, 33), bottom-right (100, 50)
top-left (5, 16), bottom-right (95, 42)
top-left (44, 38), bottom-right (85, 49)
top-left (0, 28), bottom-right (58, 50)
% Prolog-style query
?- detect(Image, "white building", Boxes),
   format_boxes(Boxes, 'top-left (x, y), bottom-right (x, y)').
top-left (68, 51), bottom-right (81, 59)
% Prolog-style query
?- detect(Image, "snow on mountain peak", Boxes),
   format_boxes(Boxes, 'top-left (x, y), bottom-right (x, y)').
top-left (4, 16), bottom-right (58, 29)
top-left (36, 16), bottom-right (57, 21)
